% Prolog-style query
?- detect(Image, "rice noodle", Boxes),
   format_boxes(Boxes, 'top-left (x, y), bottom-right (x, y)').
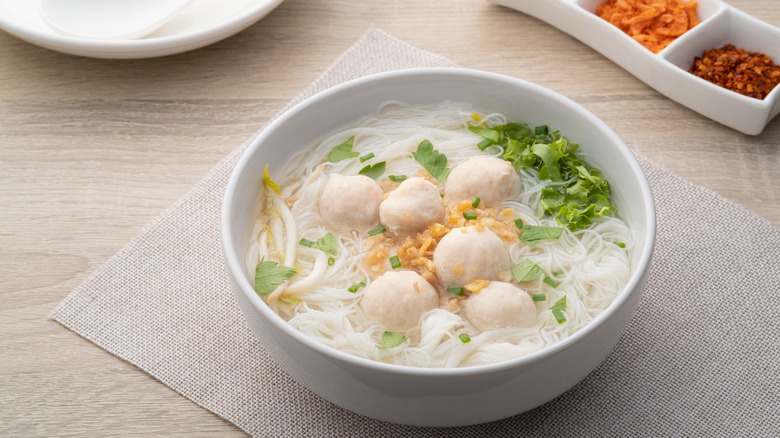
top-left (249, 102), bottom-right (633, 367)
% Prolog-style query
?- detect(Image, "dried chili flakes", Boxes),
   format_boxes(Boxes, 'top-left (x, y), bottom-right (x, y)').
top-left (595, 0), bottom-right (699, 54)
top-left (689, 44), bottom-right (780, 100)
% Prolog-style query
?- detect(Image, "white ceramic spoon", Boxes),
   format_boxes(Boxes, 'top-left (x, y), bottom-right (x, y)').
top-left (39, 0), bottom-right (195, 40)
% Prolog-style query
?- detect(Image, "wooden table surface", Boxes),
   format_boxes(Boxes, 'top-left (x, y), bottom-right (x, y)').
top-left (1, 0), bottom-right (778, 435)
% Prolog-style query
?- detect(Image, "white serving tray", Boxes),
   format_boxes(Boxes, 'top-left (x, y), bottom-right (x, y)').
top-left (489, 0), bottom-right (780, 135)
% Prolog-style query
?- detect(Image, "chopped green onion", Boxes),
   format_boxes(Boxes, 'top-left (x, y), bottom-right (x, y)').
top-left (614, 241), bottom-right (626, 248)
top-left (328, 257), bottom-right (335, 266)
top-left (535, 125), bottom-right (549, 136)
top-left (471, 197), bottom-right (481, 208)
top-left (389, 255), bottom-right (401, 269)
top-left (388, 175), bottom-right (407, 183)
top-left (348, 281), bottom-right (366, 293)
top-left (543, 276), bottom-right (561, 288)
top-left (550, 296), bottom-right (567, 324)
top-left (299, 238), bottom-right (315, 247)
top-left (463, 212), bottom-right (477, 220)
top-left (477, 138), bottom-right (493, 151)
top-left (447, 286), bottom-right (464, 295)
top-left (531, 294), bottom-right (547, 302)
top-left (514, 219), bottom-right (524, 229)
top-left (359, 152), bottom-right (375, 162)
top-left (367, 225), bottom-right (386, 236)
top-left (376, 331), bottom-right (407, 349)
top-left (458, 333), bottom-right (471, 344)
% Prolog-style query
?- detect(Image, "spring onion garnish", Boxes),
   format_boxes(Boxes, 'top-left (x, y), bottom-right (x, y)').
top-left (359, 152), bottom-right (375, 163)
top-left (348, 281), bottom-right (366, 293)
top-left (328, 257), bottom-right (335, 266)
top-left (388, 174), bottom-right (407, 183)
top-left (614, 241), bottom-right (627, 248)
top-left (359, 161), bottom-right (386, 180)
top-left (459, 333), bottom-right (471, 344)
top-left (463, 212), bottom-right (477, 220)
top-left (531, 294), bottom-right (547, 302)
top-left (298, 232), bottom-right (338, 256)
top-left (550, 296), bottom-right (567, 324)
top-left (520, 224), bottom-right (564, 247)
top-left (367, 225), bottom-right (386, 236)
top-left (412, 140), bottom-right (450, 181)
top-left (389, 255), bottom-right (401, 269)
top-left (468, 122), bottom-right (616, 231)
top-left (376, 331), bottom-right (407, 349)
top-left (471, 197), bottom-right (481, 208)
top-left (254, 260), bottom-right (296, 296)
top-left (514, 219), bottom-right (524, 229)
top-left (326, 136), bottom-right (359, 162)
top-left (511, 259), bottom-right (560, 288)
top-left (447, 286), bottom-right (464, 295)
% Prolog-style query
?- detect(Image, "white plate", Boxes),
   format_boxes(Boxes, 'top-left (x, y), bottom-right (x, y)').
top-left (0, 0), bottom-right (284, 59)
top-left (490, 0), bottom-right (780, 135)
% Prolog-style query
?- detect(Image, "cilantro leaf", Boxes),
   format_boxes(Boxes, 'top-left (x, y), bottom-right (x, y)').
top-left (359, 161), bottom-right (386, 180)
top-left (412, 140), bottom-right (450, 181)
top-left (254, 260), bottom-right (296, 296)
top-left (326, 136), bottom-right (359, 162)
top-left (376, 331), bottom-right (407, 349)
top-left (299, 232), bottom-right (338, 256)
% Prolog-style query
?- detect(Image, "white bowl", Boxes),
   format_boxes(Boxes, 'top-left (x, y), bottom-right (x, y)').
top-left (221, 68), bottom-right (656, 427)
top-left (0, 0), bottom-right (283, 59)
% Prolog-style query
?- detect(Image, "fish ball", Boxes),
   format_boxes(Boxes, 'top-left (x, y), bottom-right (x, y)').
top-left (433, 226), bottom-right (510, 286)
top-left (380, 177), bottom-right (445, 236)
top-left (360, 270), bottom-right (439, 333)
top-left (445, 156), bottom-right (521, 207)
top-left (465, 281), bottom-right (537, 331)
top-left (319, 174), bottom-right (384, 233)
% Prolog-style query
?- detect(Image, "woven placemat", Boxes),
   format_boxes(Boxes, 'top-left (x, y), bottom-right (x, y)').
top-left (51, 27), bottom-right (780, 437)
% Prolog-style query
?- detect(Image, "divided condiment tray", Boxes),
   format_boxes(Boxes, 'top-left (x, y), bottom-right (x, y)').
top-left (489, 0), bottom-right (780, 135)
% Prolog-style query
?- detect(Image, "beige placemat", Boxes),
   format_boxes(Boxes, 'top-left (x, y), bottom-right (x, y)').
top-left (51, 27), bottom-right (780, 437)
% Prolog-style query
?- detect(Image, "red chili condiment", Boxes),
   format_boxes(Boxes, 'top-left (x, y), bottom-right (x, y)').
top-left (689, 44), bottom-right (780, 100)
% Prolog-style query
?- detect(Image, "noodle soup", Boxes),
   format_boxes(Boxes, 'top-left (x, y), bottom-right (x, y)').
top-left (247, 102), bottom-right (632, 368)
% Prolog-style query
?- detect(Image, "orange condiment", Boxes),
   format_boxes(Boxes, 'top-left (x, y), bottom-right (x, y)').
top-left (595, 0), bottom-right (699, 54)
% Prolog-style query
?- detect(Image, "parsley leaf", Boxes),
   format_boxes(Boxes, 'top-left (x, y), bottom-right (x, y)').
top-left (326, 136), bottom-right (359, 162)
top-left (376, 331), bottom-right (407, 349)
top-left (412, 140), bottom-right (450, 181)
top-left (254, 260), bottom-right (296, 296)
top-left (359, 161), bottom-right (386, 179)
top-left (299, 232), bottom-right (338, 256)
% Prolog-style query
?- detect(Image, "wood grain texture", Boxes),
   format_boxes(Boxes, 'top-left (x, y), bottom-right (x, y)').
top-left (1, 0), bottom-right (778, 436)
